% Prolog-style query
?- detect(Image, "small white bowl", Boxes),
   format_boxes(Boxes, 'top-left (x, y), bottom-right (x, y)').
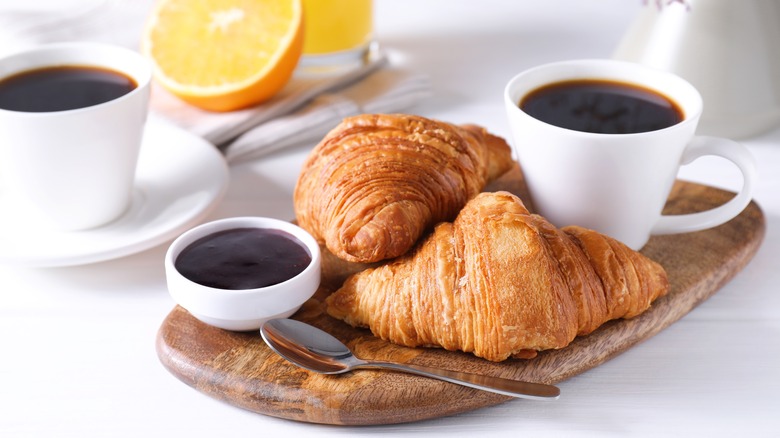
top-left (164, 216), bottom-right (321, 331)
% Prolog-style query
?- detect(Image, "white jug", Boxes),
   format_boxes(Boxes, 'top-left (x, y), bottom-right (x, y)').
top-left (613, 0), bottom-right (780, 139)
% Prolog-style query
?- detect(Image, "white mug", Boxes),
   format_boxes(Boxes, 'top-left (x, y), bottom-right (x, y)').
top-left (0, 42), bottom-right (151, 231)
top-left (504, 59), bottom-right (757, 250)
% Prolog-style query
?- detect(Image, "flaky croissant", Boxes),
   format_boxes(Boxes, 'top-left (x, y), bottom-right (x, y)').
top-left (325, 191), bottom-right (669, 362)
top-left (294, 114), bottom-right (514, 264)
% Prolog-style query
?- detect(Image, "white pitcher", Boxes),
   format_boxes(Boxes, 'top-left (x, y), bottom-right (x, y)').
top-left (613, 0), bottom-right (780, 139)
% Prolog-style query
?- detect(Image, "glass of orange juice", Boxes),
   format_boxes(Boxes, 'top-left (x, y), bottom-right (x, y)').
top-left (299, 0), bottom-right (376, 74)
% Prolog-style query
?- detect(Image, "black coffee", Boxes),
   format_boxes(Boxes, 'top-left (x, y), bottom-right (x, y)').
top-left (519, 79), bottom-right (684, 134)
top-left (0, 65), bottom-right (137, 112)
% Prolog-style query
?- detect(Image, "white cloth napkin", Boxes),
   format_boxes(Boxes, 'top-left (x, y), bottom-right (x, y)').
top-left (225, 68), bottom-right (432, 163)
top-left (0, 0), bottom-right (433, 164)
top-left (151, 52), bottom-right (432, 164)
top-left (223, 63), bottom-right (432, 164)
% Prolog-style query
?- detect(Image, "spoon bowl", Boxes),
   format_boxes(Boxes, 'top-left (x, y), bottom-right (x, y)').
top-left (260, 318), bottom-right (560, 400)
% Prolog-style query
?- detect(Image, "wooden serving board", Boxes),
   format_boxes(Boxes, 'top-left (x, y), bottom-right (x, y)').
top-left (156, 165), bottom-right (765, 425)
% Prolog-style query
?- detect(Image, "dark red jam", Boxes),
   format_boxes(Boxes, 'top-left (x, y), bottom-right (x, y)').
top-left (175, 227), bottom-right (312, 290)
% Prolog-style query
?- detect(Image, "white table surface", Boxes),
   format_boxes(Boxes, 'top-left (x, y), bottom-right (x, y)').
top-left (2, 1), bottom-right (779, 436)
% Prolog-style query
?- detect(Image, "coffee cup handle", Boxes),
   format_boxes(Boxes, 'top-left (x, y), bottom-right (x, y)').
top-left (652, 136), bottom-right (757, 236)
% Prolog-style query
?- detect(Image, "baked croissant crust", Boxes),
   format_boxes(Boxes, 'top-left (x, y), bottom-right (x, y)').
top-left (294, 114), bottom-right (514, 264)
top-left (325, 191), bottom-right (669, 362)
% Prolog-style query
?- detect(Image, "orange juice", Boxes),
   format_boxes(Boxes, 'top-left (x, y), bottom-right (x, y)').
top-left (302, 0), bottom-right (373, 55)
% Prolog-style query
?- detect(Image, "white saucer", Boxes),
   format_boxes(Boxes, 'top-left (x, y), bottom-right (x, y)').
top-left (0, 114), bottom-right (229, 268)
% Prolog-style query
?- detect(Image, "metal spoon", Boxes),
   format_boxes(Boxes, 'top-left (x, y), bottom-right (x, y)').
top-left (260, 318), bottom-right (560, 400)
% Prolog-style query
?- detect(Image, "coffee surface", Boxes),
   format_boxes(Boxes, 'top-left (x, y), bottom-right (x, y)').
top-left (0, 65), bottom-right (137, 112)
top-left (520, 79), bottom-right (683, 134)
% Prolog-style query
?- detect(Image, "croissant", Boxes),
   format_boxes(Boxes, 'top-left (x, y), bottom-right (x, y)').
top-left (293, 114), bottom-right (514, 264)
top-left (325, 191), bottom-right (669, 362)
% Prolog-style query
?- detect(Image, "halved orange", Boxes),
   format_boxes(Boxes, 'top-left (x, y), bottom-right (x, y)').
top-left (142, 0), bottom-right (303, 112)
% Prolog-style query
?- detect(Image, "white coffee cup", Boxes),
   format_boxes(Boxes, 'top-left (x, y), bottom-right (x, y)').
top-left (0, 42), bottom-right (151, 231)
top-left (504, 59), bottom-right (757, 250)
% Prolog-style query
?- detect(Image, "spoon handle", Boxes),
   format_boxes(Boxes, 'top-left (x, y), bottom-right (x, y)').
top-left (359, 360), bottom-right (560, 400)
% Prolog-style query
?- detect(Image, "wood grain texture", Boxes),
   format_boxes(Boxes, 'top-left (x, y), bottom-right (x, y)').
top-left (155, 165), bottom-right (766, 425)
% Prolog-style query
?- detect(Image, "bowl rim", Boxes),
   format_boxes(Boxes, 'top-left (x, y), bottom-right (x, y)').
top-left (164, 216), bottom-right (322, 296)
